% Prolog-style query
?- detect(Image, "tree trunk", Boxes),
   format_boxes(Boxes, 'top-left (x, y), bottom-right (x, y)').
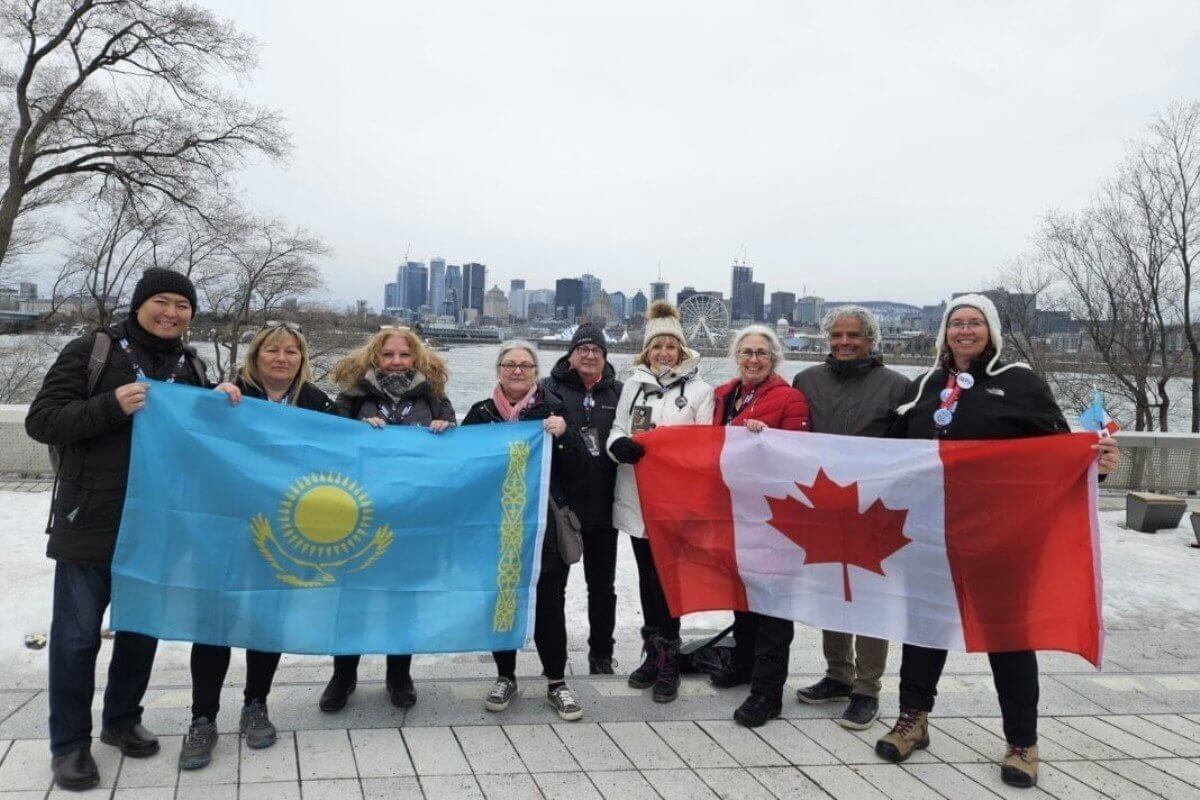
top-left (0, 186), bottom-right (22, 272)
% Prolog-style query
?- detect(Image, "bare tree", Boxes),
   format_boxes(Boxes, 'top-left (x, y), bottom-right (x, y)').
top-left (0, 333), bottom-right (55, 402)
top-left (200, 216), bottom-right (329, 381)
top-left (0, 0), bottom-right (289, 274)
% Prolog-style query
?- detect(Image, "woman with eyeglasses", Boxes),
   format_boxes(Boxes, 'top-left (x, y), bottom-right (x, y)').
top-left (182, 322), bottom-right (337, 770)
top-left (462, 340), bottom-right (588, 721)
top-left (707, 325), bottom-right (811, 728)
top-left (317, 326), bottom-right (455, 714)
top-left (607, 300), bottom-right (714, 703)
top-left (875, 295), bottom-right (1119, 790)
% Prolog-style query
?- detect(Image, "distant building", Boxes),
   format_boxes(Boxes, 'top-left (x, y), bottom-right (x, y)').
top-left (677, 287), bottom-right (697, 306)
top-left (650, 281), bottom-right (669, 302)
top-left (584, 291), bottom-right (615, 325)
top-left (429, 258), bottom-right (446, 316)
top-left (509, 279), bottom-right (527, 319)
top-left (445, 265), bottom-right (463, 317)
top-left (609, 290), bottom-right (627, 321)
top-left (525, 288), bottom-right (555, 320)
top-left (462, 263), bottom-right (487, 318)
top-left (751, 281), bottom-right (765, 322)
top-left (403, 262), bottom-right (428, 312)
top-left (630, 290), bottom-right (648, 318)
top-left (384, 281), bottom-right (400, 313)
top-left (580, 273), bottom-right (602, 308)
top-left (484, 285), bottom-right (509, 319)
top-left (796, 295), bottom-right (825, 326)
top-left (769, 291), bottom-right (796, 323)
top-left (555, 278), bottom-right (584, 322)
top-left (730, 264), bottom-right (754, 320)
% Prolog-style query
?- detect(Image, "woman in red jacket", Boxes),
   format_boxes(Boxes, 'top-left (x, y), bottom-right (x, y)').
top-left (709, 325), bottom-right (812, 727)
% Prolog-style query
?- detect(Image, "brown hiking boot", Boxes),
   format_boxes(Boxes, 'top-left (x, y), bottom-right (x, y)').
top-left (1001, 744), bottom-right (1038, 788)
top-left (874, 707), bottom-right (929, 763)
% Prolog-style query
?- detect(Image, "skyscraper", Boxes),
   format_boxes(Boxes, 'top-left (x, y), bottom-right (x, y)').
top-left (630, 290), bottom-right (648, 318)
top-left (429, 258), bottom-right (446, 316)
top-left (462, 263), bottom-right (487, 316)
top-left (796, 296), bottom-right (825, 326)
top-left (650, 281), bottom-right (669, 302)
top-left (484, 285), bottom-right (509, 319)
top-left (731, 264), bottom-right (754, 320)
top-left (751, 281), bottom-right (765, 322)
top-left (444, 265), bottom-right (463, 317)
top-left (554, 278), bottom-right (583, 321)
top-left (580, 273), bottom-right (602, 308)
top-left (510, 279), bottom-right (526, 319)
top-left (609, 291), bottom-right (627, 321)
top-left (384, 282), bottom-right (400, 313)
top-left (402, 262), bottom-right (428, 312)
top-left (769, 291), bottom-right (796, 323)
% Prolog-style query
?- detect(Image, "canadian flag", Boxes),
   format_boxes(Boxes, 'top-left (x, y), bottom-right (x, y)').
top-left (634, 427), bottom-right (1104, 666)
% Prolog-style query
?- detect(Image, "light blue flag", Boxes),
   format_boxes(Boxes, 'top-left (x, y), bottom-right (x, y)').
top-left (111, 380), bottom-right (550, 655)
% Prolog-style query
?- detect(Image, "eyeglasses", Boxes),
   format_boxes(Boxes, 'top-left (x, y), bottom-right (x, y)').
top-left (573, 345), bottom-right (604, 357)
top-left (947, 320), bottom-right (987, 331)
top-left (737, 348), bottom-right (772, 361)
top-left (266, 321), bottom-right (303, 334)
top-left (499, 362), bottom-right (537, 373)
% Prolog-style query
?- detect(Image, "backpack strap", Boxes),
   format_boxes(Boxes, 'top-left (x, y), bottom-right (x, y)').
top-left (85, 331), bottom-right (113, 396)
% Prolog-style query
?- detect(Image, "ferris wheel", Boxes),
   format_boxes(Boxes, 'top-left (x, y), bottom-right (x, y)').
top-left (678, 293), bottom-right (731, 347)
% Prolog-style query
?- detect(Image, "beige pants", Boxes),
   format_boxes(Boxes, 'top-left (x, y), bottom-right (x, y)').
top-left (823, 631), bottom-right (888, 698)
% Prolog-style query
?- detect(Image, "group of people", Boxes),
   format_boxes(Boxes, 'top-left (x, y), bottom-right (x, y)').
top-left (25, 267), bottom-right (1119, 792)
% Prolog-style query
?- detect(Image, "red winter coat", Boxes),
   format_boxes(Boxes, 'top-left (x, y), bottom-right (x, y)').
top-left (712, 372), bottom-right (811, 431)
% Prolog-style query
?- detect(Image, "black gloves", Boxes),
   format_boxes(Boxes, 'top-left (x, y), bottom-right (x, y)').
top-left (610, 436), bottom-right (645, 465)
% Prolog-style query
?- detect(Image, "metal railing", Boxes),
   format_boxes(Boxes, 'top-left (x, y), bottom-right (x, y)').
top-left (2, 405), bottom-right (1198, 493)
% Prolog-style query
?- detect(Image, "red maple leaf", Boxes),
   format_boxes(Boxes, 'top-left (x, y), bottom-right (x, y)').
top-left (765, 468), bottom-right (911, 602)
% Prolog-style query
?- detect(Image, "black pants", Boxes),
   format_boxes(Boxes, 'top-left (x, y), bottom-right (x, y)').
top-left (630, 536), bottom-right (679, 639)
top-left (331, 653), bottom-right (412, 684)
top-left (48, 562), bottom-right (157, 756)
top-left (899, 644), bottom-right (1039, 747)
top-left (731, 610), bottom-right (758, 668)
top-left (190, 643), bottom-right (282, 722)
top-left (582, 526), bottom-right (618, 660)
top-left (748, 614), bottom-right (794, 704)
top-left (494, 552), bottom-right (570, 681)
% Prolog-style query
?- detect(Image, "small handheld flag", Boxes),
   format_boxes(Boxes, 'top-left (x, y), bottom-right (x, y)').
top-left (1079, 388), bottom-right (1120, 435)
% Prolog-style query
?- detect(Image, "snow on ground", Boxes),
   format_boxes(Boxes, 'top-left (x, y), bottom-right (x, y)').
top-left (1, 492), bottom-right (1196, 685)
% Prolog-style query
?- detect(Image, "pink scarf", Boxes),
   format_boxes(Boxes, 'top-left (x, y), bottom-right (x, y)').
top-left (492, 384), bottom-right (539, 421)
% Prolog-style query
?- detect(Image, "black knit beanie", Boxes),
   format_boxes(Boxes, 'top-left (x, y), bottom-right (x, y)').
top-left (570, 323), bottom-right (607, 357)
top-left (130, 268), bottom-right (198, 312)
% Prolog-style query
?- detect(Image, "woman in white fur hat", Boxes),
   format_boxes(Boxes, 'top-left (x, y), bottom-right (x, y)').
top-left (607, 300), bottom-right (715, 703)
top-left (875, 294), bottom-right (1119, 790)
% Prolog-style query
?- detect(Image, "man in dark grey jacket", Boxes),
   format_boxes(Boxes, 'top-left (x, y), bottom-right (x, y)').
top-left (790, 305), bottom-right (911, 731)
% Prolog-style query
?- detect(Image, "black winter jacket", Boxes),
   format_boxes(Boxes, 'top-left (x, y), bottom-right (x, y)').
top-left (334, 370), bottom-right (455, 425)
top-left (892, 359), bottom-right (1069, 440)
top-left (462, 387), bottom-right (586, 564)
top-left (236, 376), bottom-right (337, 415)
top-left (792, 355), bottom-right (911, 437)
top-left (25, 318), bottom-right (208, 564)
top-left (540, 356), bottom-right (622, 529)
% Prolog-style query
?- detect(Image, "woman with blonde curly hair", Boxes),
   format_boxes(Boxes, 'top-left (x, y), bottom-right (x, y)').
top-left (317, 325), bottom-right (456, 714)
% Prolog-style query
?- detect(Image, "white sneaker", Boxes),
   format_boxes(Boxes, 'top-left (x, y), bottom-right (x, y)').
top-left (547, 683), bottom-right (583, 721)
top-left (484, 677), bottom-right (517, 712)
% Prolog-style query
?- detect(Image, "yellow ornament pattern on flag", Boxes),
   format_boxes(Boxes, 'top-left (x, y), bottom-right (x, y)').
top-left (493, 441), bottom-right (530, 632)
top-left (250, 472), bottom-right (393, 588)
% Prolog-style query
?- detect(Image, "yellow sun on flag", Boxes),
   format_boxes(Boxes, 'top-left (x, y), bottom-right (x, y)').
top-left (278, 473), bottom-right (373, 559)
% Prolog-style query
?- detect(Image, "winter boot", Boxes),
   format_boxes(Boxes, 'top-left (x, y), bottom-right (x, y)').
top-left (1001, 744), bottom-right (1039, 788)
top-left (874, 707), bottom-right (930, 763)
top-left (652, 636), bottom-right (682, 703)
top-left (627, 626), bottom-right (660, 689)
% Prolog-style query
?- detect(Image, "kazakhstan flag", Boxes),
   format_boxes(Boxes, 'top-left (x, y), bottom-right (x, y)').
top-left (111, 380), bottom-right (551, 655)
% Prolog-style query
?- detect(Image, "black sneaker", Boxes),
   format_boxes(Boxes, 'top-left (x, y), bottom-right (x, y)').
top-left (484, 677), bottom-right (517, 712)
top-left (796, 676), bottom-right (853, 704)
top-left (588, 656), bottom-right (616, 675)
top-left (318, 676), bottom-right (356, 712)
top-left (179, 717), bottom-right (218, 770)
top-left (733, 693), bottom-right (781, 728)
top-left (838, 694), bottom-right (880, 730)
top-left (387, 673), bottom-right (417, 709)
top-left (709, 662), bottom-right (753, 689)
top-left (239, 699), bottom-right (278, 749)
top-left (99, 722), bottom-right (159, 758)
top-left (51, 746), bottom-right (100, 791)
top-left (547, 683), bottom-right (583, 721)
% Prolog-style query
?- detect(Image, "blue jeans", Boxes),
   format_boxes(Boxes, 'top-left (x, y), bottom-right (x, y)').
top-left (48, 562), bottom-right (157, 755)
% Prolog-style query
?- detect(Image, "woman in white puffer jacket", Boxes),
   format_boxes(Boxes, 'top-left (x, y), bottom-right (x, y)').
top-left (607, 300), bottom-right (714, 703)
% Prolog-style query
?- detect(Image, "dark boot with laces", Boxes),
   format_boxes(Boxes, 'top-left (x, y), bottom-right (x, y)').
top-left (734, 693), bottom-right (782, 727)
top-left (239, 699), bottom-right (278, 749)
top-left (627, 626), bottom-right (660, 689)
top-left (179, 717), bottom-right (219, 770)
top-left (652, 636), bottom-right (682, 703)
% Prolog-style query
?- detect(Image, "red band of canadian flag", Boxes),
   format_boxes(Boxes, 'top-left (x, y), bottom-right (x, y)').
top-left (634, 426), bottom-right (1103, 666)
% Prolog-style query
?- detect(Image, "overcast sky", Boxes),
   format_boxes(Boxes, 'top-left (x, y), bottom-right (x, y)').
top-left (199, 0), bottom-right (1200, 309)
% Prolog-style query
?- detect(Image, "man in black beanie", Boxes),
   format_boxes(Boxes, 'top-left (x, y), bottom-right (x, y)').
top-left (541, 323), bottom-right (624, 673)
top-left (26, 268), bottom-right (207, 790)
